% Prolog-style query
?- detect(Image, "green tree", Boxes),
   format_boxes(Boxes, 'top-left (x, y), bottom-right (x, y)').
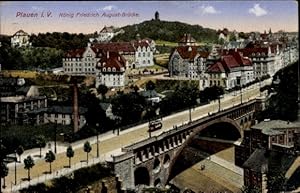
top-left (83, 141), bottom-right (92, 164)
top-left (16, 145), bottom-right (24, 163)
top-left (35, 135), bottom-right (46, 158)
top-left (146, 80), bottom-right (156, 91)
top-left (66, 146), bottom-right (74, 168)
top-left (24, 155), bottom-right (35, 181)
top-left (0, 162), bottom-right (8, 189)
top-left (241, 185), bottom-right (260, 193)
top-left (45, 150), bottom-right (56, 174)
top-left (97, 84), bottom-right (109, 100)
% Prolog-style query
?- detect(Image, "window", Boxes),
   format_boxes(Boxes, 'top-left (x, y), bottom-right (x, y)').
top-left (138, 53), bottom-right (141, 57)
top-left (143, 53), bottom-right (145, 57)
top-left (62, 114), bottom-right (65, 118)
top-left (148, 52), bottom-right (150, 57)
top-left (55, 114), bottom-right (58, 118)
top-left (148, 60), bottom-right (150, 64)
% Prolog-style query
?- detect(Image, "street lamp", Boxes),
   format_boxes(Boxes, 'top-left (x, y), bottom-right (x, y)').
top-left (95, 123), bottom-right (100, 158)
top-left (14, 150), bottom-right (17, 185)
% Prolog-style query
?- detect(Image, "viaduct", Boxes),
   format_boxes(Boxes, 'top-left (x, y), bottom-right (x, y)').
top-left (109, 98), bottom-right (267, 190)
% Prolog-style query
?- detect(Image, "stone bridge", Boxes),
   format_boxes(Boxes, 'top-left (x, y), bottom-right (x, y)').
top-left (109, 98), bottom-right (267, 190)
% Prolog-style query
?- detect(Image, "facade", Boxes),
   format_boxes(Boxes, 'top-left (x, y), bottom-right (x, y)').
top-left (132, 40), bottom-right (154, 68)
top-left (0, 95), bottom-right (47, 125)
top-left (62, 43), bottom-right (101, 76)
top-left (206, 51), bottom-right (254, 89)
top-left (168, 46), bottom-right (210, 90)
top-left (217, 28), bottom-right (230, 43)
top-left (11, 30), bottom-right (30, 47)
top-left (44, 106), bottom-right (87, 129)
top-left (95, 51), bottom-right (126, 88)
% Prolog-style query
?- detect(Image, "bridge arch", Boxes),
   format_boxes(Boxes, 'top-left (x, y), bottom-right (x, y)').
top-left (134, 167), bottom-right (150, 186)
top-left (167, 117), bottom-right (242, 182)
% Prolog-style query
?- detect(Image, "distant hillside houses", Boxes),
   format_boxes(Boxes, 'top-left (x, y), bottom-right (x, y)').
top-left (89, 26), bottom-right (125, 43)
top-left (168, 32), bottom-right (298, 91)
top-left (11, 29), bottom-right (31, 47)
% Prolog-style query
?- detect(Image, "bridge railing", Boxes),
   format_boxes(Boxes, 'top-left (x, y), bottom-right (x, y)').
top-left (121, 99), bottom-right (259, 152)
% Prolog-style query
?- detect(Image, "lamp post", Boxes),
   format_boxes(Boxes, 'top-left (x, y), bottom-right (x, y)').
top-left (95, 123), bottom-right (99, 158)
top-left (54, 121), bottom-right (57, 154)
top-left (14, 150), bottom-right (17, 185)
top-left (240, 85), bottom-right (243, 104)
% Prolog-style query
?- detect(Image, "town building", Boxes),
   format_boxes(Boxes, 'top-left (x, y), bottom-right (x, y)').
top-left (89, 26), bottom-right (125, 43)
top-left (62, 43), bottom-right (101, 76)
top-left (206, 51), bottom-right (254, 89)
top-left (11, 30), bottom-right (31, 47)
top-left (217, 28), bottom-right (230, 43)
top-left (44, 106), bottom-right (87, 129)
top-left (168, 45), bottom-right (210, 90)
top-left (0, 86), bottom-right (47, 125)
top-left (178, 34), bottom-right (197, 46)
top-left (95, 51), bottom-right (126, 88)
top-left (235, 119), bottom-right (300, 167)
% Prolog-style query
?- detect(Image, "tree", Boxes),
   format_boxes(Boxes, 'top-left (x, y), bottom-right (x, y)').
top-left (24, 156), bottom-right (35, 181)
top-left (45, 150), bottom-right (56, 174)
top-left (0, 162), bottom-right (8, 189)
top-left (146, 80), bottom-right (156, 91)
top-left (66, 146), bottom-right (74, 168)
top-left (83, 141), bottom-right (92, 164)
top-left (16, 145), bottom-right (24, 163)
top-left (241, 185), bottom-right (260, 193)
top-left (97, 84), bottom-right (108, 100)
top-left (35, 135), bottom-right (46, 158)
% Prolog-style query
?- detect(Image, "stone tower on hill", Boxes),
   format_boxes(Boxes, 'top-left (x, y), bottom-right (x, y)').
top-left (155, 11), bottom-right (160, 21)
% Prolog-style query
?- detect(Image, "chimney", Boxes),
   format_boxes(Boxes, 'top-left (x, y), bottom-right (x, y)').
top-left (73, 83), bottom-right (79, 133)
top-left (118, 56), bottom-right (120, 61)
top-left (188, 46), bottom-right (192, 52)
top-left (87, 42), bottom-right (91, 47)
top-left (107, 51), bottom-right (109, 59)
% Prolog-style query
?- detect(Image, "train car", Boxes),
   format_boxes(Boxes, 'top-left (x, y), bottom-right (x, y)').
top-left (148, 120), bottom-right (162, 132)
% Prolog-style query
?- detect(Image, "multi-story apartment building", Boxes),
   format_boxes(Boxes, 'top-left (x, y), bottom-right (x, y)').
top-left (62, 43), bottom-right (102, 76)
top-left (168, 46), bottom-right (210, 90)
top-left (95, 51), bottom-right (126, 88)
top-left (132, 40), bottom-right (154, 68)
top-left (44, 106), bottom-right (87, 129)
top-left (206, 51), bottom-right (254, 89)
top-left (11, 29), bottom-right (31, 47)
top-left (0, 95), bottom-right (47, 125)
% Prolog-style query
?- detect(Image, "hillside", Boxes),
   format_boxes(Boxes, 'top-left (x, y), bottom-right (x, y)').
top-left (112, 19), bottom-right (218, 43)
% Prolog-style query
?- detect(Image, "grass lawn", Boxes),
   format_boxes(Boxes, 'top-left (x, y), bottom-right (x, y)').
top-left (155, 40), bottom-right (178, 47)
top-left (1, 70), bottom-right (39, 79)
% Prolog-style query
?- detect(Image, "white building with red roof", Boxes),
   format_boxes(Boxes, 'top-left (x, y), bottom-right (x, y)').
top-left (206, 51), bottom-right (254, 89)
top-left (11, 29), bottom-right (30, 47)
top-left (95, 51), bottom-right (126, 87)
top-left (62, 43), bottom-right (101, 76)
top-left (169, 45), bottom-right (210, 90)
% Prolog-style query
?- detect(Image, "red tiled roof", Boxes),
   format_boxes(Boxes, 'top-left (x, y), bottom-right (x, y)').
top-left (131, 40), bottom-right (150, 48)
top-left (179, 34), bottom-right (196, 43)
top-left (93, 42), bottom-right (135, 53)
top-left (207, 62), bottom-right (225, 73)
top-left (65, 48), bottom-right (86, 58)
top-left (198, 51), bottom-right (210, 58)
top-left (97, 51), bottom-right (126, 72)
top-left (207, 51), bottom-right (253, 73)
top-left (175, 46), bottom-right (198, 60)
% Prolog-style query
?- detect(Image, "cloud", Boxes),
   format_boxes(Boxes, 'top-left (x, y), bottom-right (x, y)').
top-left (199, 5), bottom-right (220, 14)
top-left (102, 5), bottom-right (117, 11)
top-left (31, 6), bottom-right (45, 11)
top-left (248, 4), bottom-right (268, 17)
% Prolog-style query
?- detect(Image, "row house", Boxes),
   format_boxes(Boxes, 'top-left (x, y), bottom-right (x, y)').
top-left (62, 43), bottom-right (101, 76)
top-left (44, 106), bottom-right (87, 129)
top-left (206, 51), bottom-right (254, 89)
top-left (95, 51), bottom-right (126, 88)
top-left (226, 45), bottom-right (282, 79)
top-left (217, 28), bottom-right (230, 43)
top-left (92, 40), bottom-right (154, 69)
top-left (168, 46), bottom-right (210, 90)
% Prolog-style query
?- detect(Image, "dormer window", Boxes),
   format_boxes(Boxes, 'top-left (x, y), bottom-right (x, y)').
top-left (112, 67), bottom-right (116, 72)
top-left (103, 67), bottom-right (106, 72)
top-left (108, 67), bottom-right (111, 71)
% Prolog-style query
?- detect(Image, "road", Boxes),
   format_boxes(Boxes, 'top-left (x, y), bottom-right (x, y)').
top-left (2, 79), bottom-right (271, 192)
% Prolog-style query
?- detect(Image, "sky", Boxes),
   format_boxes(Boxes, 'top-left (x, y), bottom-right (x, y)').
top-left (0, 1), bottom-right (298, 35)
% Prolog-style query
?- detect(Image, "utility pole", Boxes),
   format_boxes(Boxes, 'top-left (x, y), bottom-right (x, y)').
top-left (14, 151), bottom-right (17, 185)
top-left (96, 124), bottom-right (99, 158)
top-left (54, 121), bottom-right (57, 154)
